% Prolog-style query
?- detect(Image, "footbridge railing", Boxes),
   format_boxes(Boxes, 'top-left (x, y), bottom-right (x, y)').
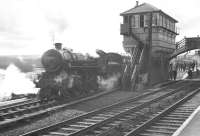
top-left (170, 37), bottom-right (200, 59)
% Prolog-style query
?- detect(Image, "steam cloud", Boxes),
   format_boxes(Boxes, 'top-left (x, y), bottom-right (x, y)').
top-left (0, 64), bottom-right (38, 101)
top-left (54, 70), bottom-right (121, 91)
top-left (54, 70), bottom-right (74, 88)
top-left (46, 15), bottom-right (67, 34)
top-left (98, 73), bottom-right (121, 91)
top-left (46, 14), bottom-right (68, 42)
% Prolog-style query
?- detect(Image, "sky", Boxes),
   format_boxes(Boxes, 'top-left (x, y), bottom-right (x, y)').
top-left (0, 0), bottom-right (200, 56)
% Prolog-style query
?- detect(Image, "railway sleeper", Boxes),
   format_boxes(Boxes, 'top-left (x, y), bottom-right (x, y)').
top-left (128, 113), bottom-right (141, 117)
top-left (15, 107), bottom-right (26, 111)
top-left (61, 127), bottom-right (80, 132)
top-left (77, 121), bottom-right (96, 125)
top-left (162, 116), bottom-right (186, 121)
top-left (105, 112), bottom-right (117, 115)
top-left (168, 113), bottom-right (191, 118)
top-left (174, 108), bottom-right (194, 111)
top-left (173, 110), bottom-right (194, 113)
top-left (170, 111), bottom-right (192, 115)
top-left (75, 123), bottom-right (92, 127)
top-left (144, 129), bottom-right (174, 134)
top-left (97, 114), bottom-right (113, 117)
top-left (106, 122), bottom-right (121, 127)
top-left (159, 119), bottom-right (183, 124)
top-left (117, 118), bottom-right (130, 122)
top-left (174, 109), bottom-right (195, 113)
top-left (111, 109), bottom-right (126, 113)
top-left (114, 116), bottom-right (131, 121)
top-left (128, 102), bottom-right (142, 105)
top-left (179, 105), bottom-right (197, 107)
top-left (176, 105), bottom-right (196, 108)
top-left (121, 115), bottom-right (134, 120)
top-left (85, 131), bottom-right (100, 136)
top-left (56, 128), bottom-right (74, 135)
top-left (41, 135), bottom-right (56, 136)
top-left (69, 124), bottom-right (89, 129)
top-left (150, 125), bottom-right (178, 131)
top-left (121, 108), bottom-right (133, 111)
top-left (147, 126), bottom-right (177, 132)
top-left (49, 131), bottom-right (70, 136)
top-left (154, 122), bottom-right (181, 127)
top-left (84, 118), bottom-right (103, 122)
top-left (139, 132), bottom-right (169, 136)
top-left (166, 114), bottom-right (189, 118)
top-left (91, 116), bottom-right (107, 120)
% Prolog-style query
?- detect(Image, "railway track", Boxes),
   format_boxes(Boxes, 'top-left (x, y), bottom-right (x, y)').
top-left (122, 87), bottom-right (200, 136)
top-left (0, 87), bottom-right (124, 131)
top-left (0, 99), bottom-right (55, 129)
top-left (0, 80), bottom-right (183, 132)
top-left (19, 80), bottom-right (197, 136)
top-left (0, 98), bottom-right (33, 109)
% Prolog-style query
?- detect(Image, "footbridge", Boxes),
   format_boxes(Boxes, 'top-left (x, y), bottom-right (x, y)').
top-left (170, 37), bottom-right (200, 59)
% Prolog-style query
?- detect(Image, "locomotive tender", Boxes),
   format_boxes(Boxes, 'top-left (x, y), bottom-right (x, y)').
top-left (36, 43), bottom-right (124, 100)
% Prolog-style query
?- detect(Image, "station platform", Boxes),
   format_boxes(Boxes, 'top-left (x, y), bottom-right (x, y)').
top-left (173, 106), bottom-right (200, 136)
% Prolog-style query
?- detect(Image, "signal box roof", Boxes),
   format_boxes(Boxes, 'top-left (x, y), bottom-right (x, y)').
top-left (120, 3), bottom-right (178, 23)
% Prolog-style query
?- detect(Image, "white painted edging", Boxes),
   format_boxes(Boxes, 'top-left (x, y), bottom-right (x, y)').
top-left (172, 106), bottom-right (200, 136)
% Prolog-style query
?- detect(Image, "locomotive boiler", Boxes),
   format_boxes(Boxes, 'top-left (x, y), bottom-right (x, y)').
top-left (36, 43), bottom-right (124, 100)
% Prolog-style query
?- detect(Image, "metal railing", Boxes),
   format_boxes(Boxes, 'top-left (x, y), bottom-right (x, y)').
top-left (176, 38), bottom-right (186, 49)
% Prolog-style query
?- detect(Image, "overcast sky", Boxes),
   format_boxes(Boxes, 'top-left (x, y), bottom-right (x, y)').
top-left (0, 0), bottom-right (200, 56)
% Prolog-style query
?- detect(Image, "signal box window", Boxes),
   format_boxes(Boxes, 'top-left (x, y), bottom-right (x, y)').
top-left (152, 13), bottom-right (158, 26)
top-left (131, 15), bottom-right (136, 28)
top-left (124, 16), bottom-right (128, 23)
top-left (140, 15), bottom-right (144, 27)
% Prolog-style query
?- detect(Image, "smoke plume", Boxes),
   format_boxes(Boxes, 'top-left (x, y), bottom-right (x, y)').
top-left (0, 64), bottom-right (38, 101)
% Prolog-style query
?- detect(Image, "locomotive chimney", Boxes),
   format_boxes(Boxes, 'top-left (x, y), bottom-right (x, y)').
top-left (55, 43), bottom-right (62, 50)
top-left (135, 1), bottom-right (139, 7)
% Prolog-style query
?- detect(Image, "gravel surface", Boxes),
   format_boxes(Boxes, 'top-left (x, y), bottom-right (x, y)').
top-left (0, 89), bottom-right (152, 136)
top-left (67, 91), bottom-right (144, 112)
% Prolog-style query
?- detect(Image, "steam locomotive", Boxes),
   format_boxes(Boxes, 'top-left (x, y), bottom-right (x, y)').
top-left (35, 43), bottom-right (124, 100)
